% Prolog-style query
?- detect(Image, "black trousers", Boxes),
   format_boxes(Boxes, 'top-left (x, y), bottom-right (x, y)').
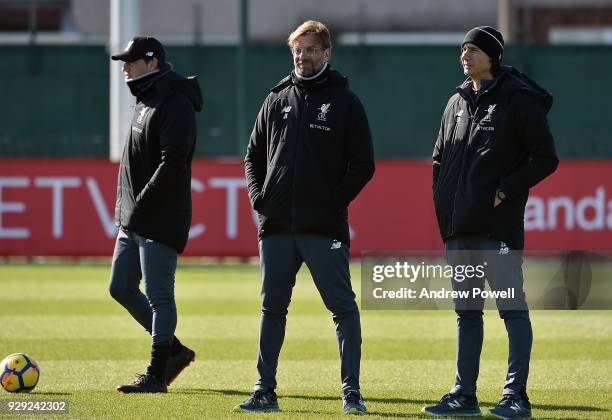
top-left (446, 236), bottom-right (532, 397)
top-left (255, 233), bottom-right (361, 392)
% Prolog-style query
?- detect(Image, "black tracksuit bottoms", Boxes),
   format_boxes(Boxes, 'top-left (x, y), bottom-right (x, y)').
top-left (446, 235), bottom-right (532, 397)
top-left (255, 232), bottom-right (361, 393)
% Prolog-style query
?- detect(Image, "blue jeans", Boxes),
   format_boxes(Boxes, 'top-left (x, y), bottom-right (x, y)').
top-left (108, 229), bottom-right (177, 346)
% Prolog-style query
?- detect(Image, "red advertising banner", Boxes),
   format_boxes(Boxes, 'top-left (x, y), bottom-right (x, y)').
top-left (0, 159), bottom-right (610, 257)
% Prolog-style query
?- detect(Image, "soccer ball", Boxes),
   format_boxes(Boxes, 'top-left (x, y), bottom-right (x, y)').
top-left (0, 353), bottom-right (40, 393)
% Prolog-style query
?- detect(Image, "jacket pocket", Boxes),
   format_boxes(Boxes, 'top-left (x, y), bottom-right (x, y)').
top-left (433, 186), bottom-right (452, 237)
top-left (452, 186), bottom-right (496, 234)
top-left (258, 165), bottom-right (288, 215)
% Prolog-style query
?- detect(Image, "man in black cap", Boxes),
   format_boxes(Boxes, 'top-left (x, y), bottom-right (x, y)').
top-left (422, 26), bottom-right (558, 419)
top-left (108, 36), bottom-right (203, 393)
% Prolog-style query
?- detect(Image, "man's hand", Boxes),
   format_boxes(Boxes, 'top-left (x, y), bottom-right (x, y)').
top-left (494, 189), bottom-right (506, 207)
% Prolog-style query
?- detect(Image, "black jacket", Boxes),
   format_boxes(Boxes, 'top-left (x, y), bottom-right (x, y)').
top-left (115, 69), bottom-right (203, 253)
top-left (244, 65), bottom-right (375, 245)
top-left (433, 66), bottom-right (558, 250)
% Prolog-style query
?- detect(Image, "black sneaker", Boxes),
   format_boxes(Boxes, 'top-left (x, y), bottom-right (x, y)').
top-left (421, 393), bottom-right (481, 417)
top-left (490, 393), bottom-right (532, 419)
top-left (116, 373), bottom-right (167, 394)
top-left (232, 388), bottom-right (280, 413)
top-left (165, 346), bottom-right (196, 385)
top-left (343, 390), bottom-right (367, 415)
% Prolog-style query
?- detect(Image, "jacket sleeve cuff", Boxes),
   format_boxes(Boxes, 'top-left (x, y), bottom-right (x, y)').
top-left (251, 192), bottom-right (263, 211)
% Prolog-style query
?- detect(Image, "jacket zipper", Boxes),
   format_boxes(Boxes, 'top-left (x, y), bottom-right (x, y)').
top-left (290, 91), bottom-right (309, 230)
top-left (447, 86), bottom-right (491, 235)
top-left (449, 103), bottom-right (479, 235)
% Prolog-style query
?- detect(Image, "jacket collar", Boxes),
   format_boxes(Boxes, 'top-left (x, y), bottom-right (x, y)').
top-left (270, 64), bottom-right (349, 93)
top-left (290, 62), bottom-right (331, 91)
top-left (456, 73), bottom-right (503, 107)
top-left (127, 69), bottom-right (171, 98)
top-left (455, 66), bottom-right (553, 114)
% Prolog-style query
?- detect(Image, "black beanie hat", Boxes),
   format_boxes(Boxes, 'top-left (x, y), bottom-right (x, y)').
top-left (462, 26), bottom-right (504, 64)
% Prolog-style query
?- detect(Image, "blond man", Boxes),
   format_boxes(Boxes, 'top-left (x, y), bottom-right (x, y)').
top-left (235, 20), bottom-right (374, 415)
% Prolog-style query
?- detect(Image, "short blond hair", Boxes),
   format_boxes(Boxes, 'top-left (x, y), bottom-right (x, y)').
top-left (287, 20), bottom-right (331, 50)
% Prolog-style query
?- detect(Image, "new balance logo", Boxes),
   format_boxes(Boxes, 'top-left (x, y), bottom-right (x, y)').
top-left (137, 107), bottom-right (149, 124)
top-left (456, 109), bottom-right (464, 122)
top-left (447, 400), bottom-right (463, 409)
top-left (499, 241), bottom-right (509, 255)
top-left (281, 106), bottom-right (291, 120)
top-left (331, 239), bottom-right (342, 250)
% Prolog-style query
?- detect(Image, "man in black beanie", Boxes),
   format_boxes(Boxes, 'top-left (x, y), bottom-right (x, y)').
top-left (422, 26), bottom-right (558, 419)
top-left (463, 26), bottom-right (505, 67)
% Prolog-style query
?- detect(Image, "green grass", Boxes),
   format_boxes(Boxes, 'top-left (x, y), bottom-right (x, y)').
top-left (0, 263), bottom-right (610, 419)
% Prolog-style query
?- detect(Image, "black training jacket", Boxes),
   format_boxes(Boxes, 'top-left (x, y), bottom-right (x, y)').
top-left (433, 66), bottom-right (558, 250)
top-left (244, 65), bottom-right (375, 245)
top-left (115, 69), bottom-right (203, 253)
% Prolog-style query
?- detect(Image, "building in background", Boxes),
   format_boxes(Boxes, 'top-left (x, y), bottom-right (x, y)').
top-left (2, 0), bottom-right (612, 45)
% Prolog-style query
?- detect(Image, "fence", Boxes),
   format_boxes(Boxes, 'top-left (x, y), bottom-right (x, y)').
top-left (1, 45), bottom-right (611, 158)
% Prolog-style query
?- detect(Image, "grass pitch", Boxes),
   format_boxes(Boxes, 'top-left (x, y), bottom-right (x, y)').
top-left (0, 263), bottom-right (610, 419)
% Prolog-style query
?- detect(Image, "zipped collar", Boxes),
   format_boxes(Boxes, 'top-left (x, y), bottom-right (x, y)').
top-left (270, 65), bottom-right (348, 93)
top-left (290, 63), bottom-right (332, 91)
top-left (455, 66), bottom-right (553, 114)
top-left (456, 74), bottom-right (502, 108)
top-left (293, 62), bottom-right (329, 82)
top-left (127, 69), bottom-right (171, 98)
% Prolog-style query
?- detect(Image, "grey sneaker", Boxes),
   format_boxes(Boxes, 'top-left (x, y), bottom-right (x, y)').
top-left (421, 392), bottom-right (481, 417)
top-left (490, 393), bottom-right (532, 419)
top-left (343, 390), bottom-right (367, 415)
top-left (233, 388), bottom-right (280, 413)
top-left (116, 373), bottom-right (167, 394)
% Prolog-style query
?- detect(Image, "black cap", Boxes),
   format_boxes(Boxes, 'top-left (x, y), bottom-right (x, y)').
top-left (111, 36), bottom-right (166, 63)
top-left (462, 26), bottom-right (504, 64)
